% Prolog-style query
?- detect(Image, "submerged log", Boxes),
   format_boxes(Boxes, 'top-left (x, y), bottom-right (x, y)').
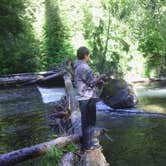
top-left (0, 135), bottom-right (80, 166)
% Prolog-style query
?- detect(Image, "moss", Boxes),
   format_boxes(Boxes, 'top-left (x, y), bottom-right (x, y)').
top-left (40, 144), bottom-right (77, 166)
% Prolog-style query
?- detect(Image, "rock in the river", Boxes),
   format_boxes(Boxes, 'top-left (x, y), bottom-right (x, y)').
top-left (100, 79), bottom-right (138, 109)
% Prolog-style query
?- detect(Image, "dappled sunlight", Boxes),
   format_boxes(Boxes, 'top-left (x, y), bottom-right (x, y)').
top-left (136, 82), bottom-right (166, 114)
top-left (141, 104), bottom-right (166, 114)
top-left (31, 1), bottom-right (45, 40)
top-left (137, 88), bottom-right (166, 97)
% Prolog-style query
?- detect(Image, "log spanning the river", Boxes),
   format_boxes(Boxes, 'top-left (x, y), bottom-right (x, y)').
top-left (0, 67), bottom-right (165, 87)
top-left (0, 70), bottom-right (65, 87)
top-left (131, 77), bottom-right (166, 84)
top-left (0, 135), bottom-right (80, 166)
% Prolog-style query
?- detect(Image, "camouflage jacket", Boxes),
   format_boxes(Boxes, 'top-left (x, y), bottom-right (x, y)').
top-left (74, 60), bottom-right (98, 101)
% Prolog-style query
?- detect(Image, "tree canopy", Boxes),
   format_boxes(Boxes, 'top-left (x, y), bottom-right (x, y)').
top-left (0, 0), bottom-right (165, 78)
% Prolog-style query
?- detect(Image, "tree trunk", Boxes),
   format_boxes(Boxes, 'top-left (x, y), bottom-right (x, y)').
top-left (81, 148), bottom-right (110, 166)
top-left (58, 152), bottom-right (75, 166)
top-left (63, 72), bottom-right (81, 135)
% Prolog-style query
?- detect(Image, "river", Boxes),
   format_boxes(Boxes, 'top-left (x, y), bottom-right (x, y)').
top-left (0, 81), bottom-right (166, 165)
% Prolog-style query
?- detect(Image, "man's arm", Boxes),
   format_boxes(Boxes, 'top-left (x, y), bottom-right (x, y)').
top-left (81, 68), bottom-right (107, 87)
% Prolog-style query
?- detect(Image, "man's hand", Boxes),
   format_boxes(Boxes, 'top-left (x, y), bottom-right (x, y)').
top-left (95, 74), bottom-right (109, 85)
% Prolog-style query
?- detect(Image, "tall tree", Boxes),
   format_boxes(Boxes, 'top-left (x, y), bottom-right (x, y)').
top-left (0, 0), bottom-right (40, 74)
top-left (136, 0), bottom-right (166, 76)
top-left (43, 0), bottom-right (73, 69)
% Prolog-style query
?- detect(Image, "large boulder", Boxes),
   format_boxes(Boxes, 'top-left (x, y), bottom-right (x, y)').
top-left (100, 79), bottom-right (138, 109)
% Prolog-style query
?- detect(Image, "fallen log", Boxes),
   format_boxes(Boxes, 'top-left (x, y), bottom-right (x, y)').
top-left (0, 70), bottom-right (64, 87)
top-left (0, 134), bottom-right (80, 166)
top-left (24, 71), bottom-right (65, 86)
top-left (0, 71), bottom-right (56, 77)
top-left (0, 75), bottom-right (39, 86)
top-left (39, 71), bottom-right (64, 82)
top-left (131, 77), bottom-right (166, 84)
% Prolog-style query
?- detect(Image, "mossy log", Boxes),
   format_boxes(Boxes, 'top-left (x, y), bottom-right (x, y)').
top-left (0, 135), bottom-right (80, 166)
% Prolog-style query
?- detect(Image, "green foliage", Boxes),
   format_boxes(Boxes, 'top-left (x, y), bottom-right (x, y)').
top-left (0, 0), bottom-right (40, 74)
top-left (81, 0), bottom-right (166, 77)
top-left (40, 144), bottom-right (77, 166)
top-left (130, 0), bottom-right (166, 77)
top-left (0, 0), bottom-right (73, 74)
top-left (82, 1), bottom-right (133, 77)
top-left (42, 0), bottom-right (73, 69)
top-left (0, 0), bottom-right (165, 77)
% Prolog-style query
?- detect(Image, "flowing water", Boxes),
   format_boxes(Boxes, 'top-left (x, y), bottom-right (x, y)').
top-left (99, 81), bottom-right (166, 166)
top-left (0, 82), bottom-right (166, 166)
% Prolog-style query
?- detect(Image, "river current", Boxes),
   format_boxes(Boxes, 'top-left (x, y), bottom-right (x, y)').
top-left (0, 81), bottom-right (166, 165)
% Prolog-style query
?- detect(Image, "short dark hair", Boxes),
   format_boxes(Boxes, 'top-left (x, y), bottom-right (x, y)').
top-left (77, 46), bottom-right (89, 60)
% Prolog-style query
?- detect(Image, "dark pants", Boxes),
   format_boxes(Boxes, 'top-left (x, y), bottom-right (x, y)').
top-left (79, 98), bottom-right (99, 150)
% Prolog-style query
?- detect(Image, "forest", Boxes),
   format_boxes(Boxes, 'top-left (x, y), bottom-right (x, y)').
top-left (0, 1), bottom-right (166, 166)
top-left (0, 0), bottom-right (166, 78)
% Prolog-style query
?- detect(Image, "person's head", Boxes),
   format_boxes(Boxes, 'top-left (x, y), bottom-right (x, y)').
top-left (77, 46), bottom-right (90, 62)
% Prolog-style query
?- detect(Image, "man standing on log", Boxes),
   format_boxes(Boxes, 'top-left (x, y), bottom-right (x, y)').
top-left (74, 46), bottom-right (104, 151)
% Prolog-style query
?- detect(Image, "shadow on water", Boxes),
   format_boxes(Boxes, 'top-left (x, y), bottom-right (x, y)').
top-left (0, 86), bottom-right (56, 154)
top-left (97, 115), bottom-right (166, 166)
top-left (136, 81), bottom-right (166, 114)
top-left (97, 81), bottom-right (166, 166)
